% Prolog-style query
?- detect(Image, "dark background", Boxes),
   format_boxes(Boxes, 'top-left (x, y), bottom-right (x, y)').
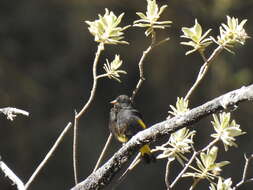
top-left (0, 0), bottom-right (253, 189)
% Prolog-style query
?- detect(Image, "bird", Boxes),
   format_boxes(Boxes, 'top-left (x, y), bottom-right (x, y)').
top-left (109, 94), bottom-right (155, 163)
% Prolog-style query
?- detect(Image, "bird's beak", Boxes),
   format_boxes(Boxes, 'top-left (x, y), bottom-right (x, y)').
top-left (110, 99), bottom-right (117, 104)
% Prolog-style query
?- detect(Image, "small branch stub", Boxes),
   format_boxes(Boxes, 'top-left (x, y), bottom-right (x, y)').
top-left (0, 107), bottom-right (29, 121)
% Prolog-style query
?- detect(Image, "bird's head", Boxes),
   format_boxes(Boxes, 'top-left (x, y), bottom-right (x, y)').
top-left (110, 95), bottom-right (132, 108)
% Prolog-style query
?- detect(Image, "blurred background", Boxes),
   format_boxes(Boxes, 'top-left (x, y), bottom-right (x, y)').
top-left (0, 0), bottom-right (253, 189)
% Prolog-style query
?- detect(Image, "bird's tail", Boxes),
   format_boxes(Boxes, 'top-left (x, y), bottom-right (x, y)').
top-left (139, 144), bottom-right (156, 163)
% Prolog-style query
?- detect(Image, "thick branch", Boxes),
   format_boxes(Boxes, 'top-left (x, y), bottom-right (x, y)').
top-left (71, 84), bottom-right (253, 190)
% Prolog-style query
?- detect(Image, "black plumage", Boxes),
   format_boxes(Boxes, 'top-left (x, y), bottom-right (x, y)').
top-left (109, 95), bottom-right (155, 163)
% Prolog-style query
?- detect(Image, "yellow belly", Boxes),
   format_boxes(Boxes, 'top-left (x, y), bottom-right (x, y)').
top-left (117, 134), bottom-right (128, 143)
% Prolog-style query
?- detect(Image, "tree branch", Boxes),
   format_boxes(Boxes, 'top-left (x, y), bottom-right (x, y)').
top-left (0, 107), bottom-right (29, 121)
top-left (25, 122), bottom-right (72, 189)
top-left (92, 133), bottom-right (113, 172)
top-left (0, 157), bottom-right (25, 190)
top-left (233, 153), bottom-right (253, 189)
top-left (73, 43), bottom-right (104, 184)
top-left (184, 45), bottom-right (223, 101)
top-left (71, 84), bottom-right (253, 190)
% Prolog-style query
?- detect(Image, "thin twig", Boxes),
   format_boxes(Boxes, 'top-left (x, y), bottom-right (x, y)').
top-left (131, 31), bottom-right (157, 101)
top-left (189, 178), bottom-right (201, 190)
top-left (184, 45), bottom-right (223, 101)
top-left (95, 73), bottom-right (109, 80)
top-left (73, 111), bottom-right (79, 185)
top-left (170, 151), bottom-right (197, 188)
top-left (201, 138), bottom-right (219, 152)
top-left (0, 158), bottom-right (25, 190)
top-left (73, 43), bottom-right (104, 184)
top-left (93, 133), bottom-right (113, 172)
top-left (76, 43), bottom-right (104, 119)
top-left (154, 37), bottom-right (170, 47)
top-left (165, 159), bottom-right (173, 190)
top-left (131, 46), bottom-right (152, 101)
top-left (199, 51), bottom-right (208, 63)
top-left (24, 122), bottom-right (72, 190)
top-left (112, 153), bottom-right (141, 190)
top-left (242, 154), bottom-right (253, 182)
top-left (169, 138), bottom-right (219, 188)
top-left (118, 131), bottom-right (161, 184)
top-left (233, 154), bottom-right (253, 189)
top-left (119, 153), bottom-right (141, 180)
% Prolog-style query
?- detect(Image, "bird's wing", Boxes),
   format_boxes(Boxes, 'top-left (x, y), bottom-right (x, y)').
top-left (117, 109), bottom-right (147, 139)
top-left (129, 109), bottom-right (147, 129)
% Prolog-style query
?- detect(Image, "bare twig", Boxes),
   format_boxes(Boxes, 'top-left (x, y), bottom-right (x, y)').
top-left (201, 138), bottom-right (219, 152)
top-left (119, 153), bottom-right (141, 181)
top-left (93, 133), bottom-right (113, 172)
top-left (165, 159), bottom-right (173, 190)
top-left (25, 122), bottom-right (72, 190)
top-left (71, 84), bottom-right (253, 190)
top-left (184, 45), bottom-right (223, 101)
top-left (154, 37), bottom-right (170, 47)
top-left (112, 153), bottom-right (141, 190)
top-left (131, 46), bottom-right (151, 101)
top-left (0, 107), bottom-right (29, 121)
top-left (0, 158), bottom-right (25, 190)
top-left (72, 43), bottom-right (104, 184)
top-left (95, 73), bottom-right (109, 80)
top-left (75, 43), bottom-right (104, 119)
top-left (189, 178), bottom-right (201, 190)
top-left (131, 31), bottom-right (159, 101)
top-left (73, 111), bottom-right (79, 185)
top-left (199, 51), bottom-right (207, 63)
top-left (170, 138), bottom-right (219, 188)
top-left (233, 154), bottom-right (253, 189)
top-left (170, 151), bottom-right (197, 188)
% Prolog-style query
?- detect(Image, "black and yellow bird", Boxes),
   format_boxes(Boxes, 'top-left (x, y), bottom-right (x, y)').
top-left (109, 95), bottom-right (155, 163)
